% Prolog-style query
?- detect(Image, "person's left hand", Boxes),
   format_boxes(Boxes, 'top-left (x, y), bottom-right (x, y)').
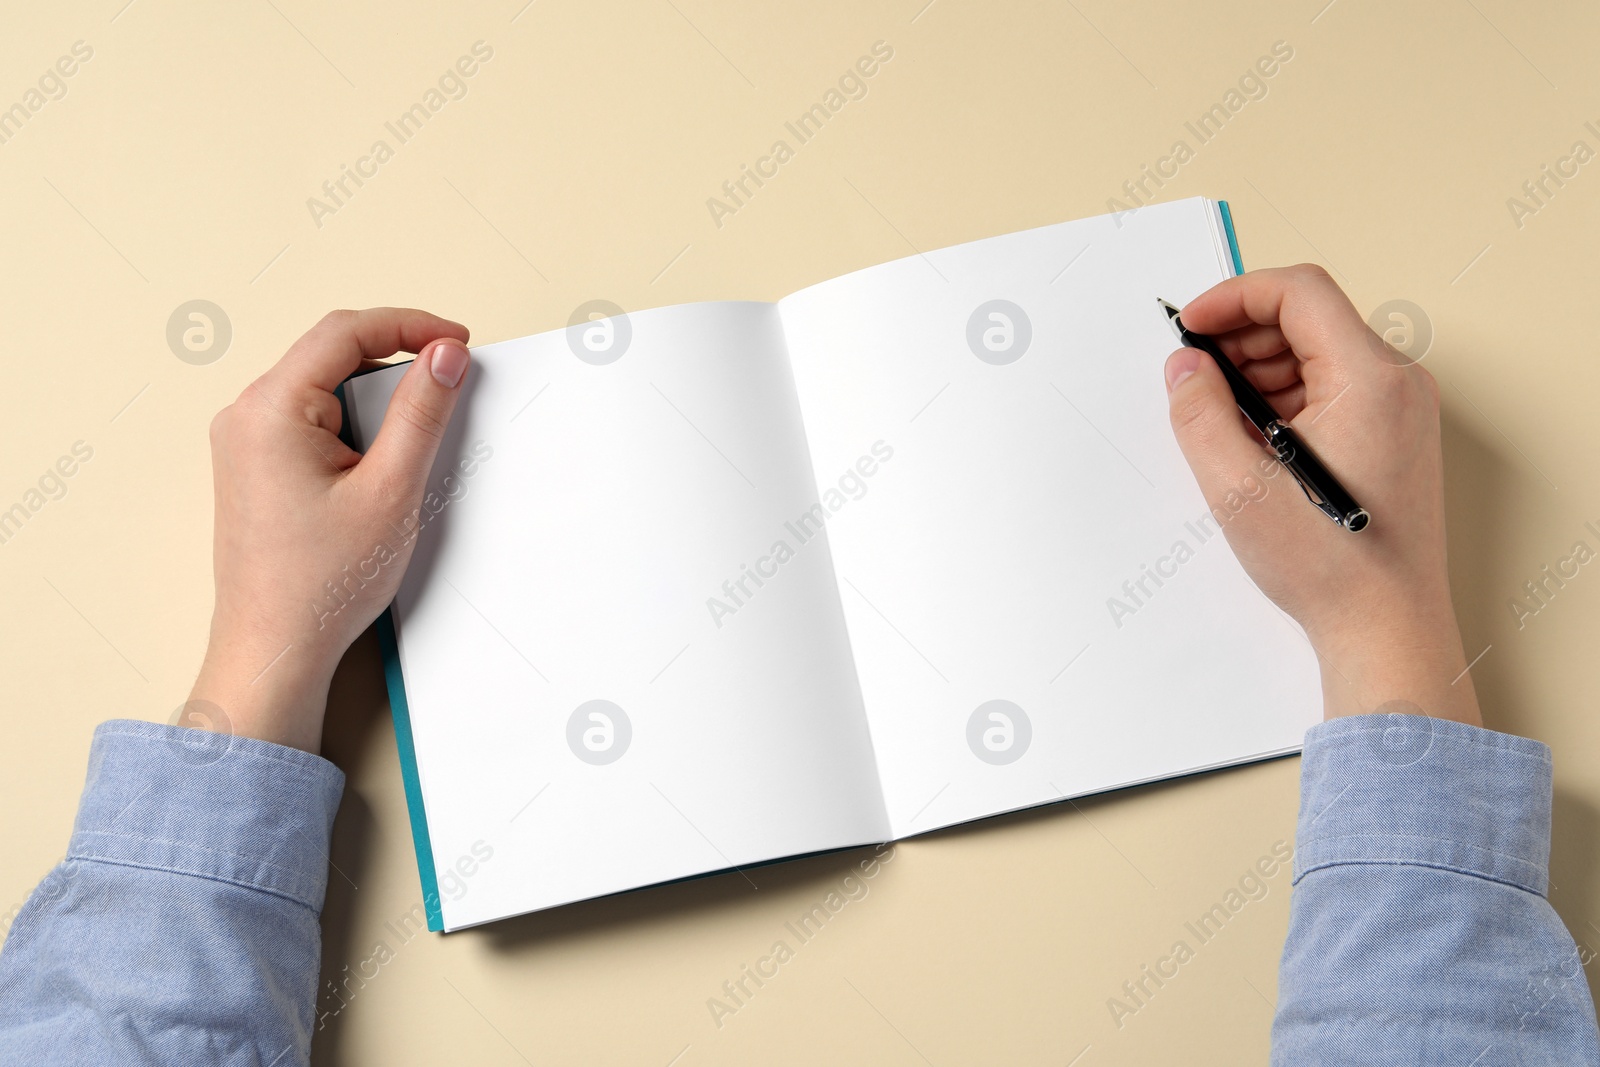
top-left (187, 308), bottom-right (472, 753)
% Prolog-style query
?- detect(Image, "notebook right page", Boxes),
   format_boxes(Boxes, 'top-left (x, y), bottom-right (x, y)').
top-left (776, 197), bottom-right (1321, 840)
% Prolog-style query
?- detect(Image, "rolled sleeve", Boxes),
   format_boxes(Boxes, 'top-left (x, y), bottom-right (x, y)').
top-left (0, 720), bottom-right (346, 1066)
top-left (68, 720), bottom-right (346, 911)
top-left (1275, 713), bottom-right (1599, 1066)
top-left (1293, 713), bottom-right (1553, 895)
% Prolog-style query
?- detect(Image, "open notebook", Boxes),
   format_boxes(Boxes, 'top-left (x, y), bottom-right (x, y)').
top-left (340, 197), bottom-right (1320, 932)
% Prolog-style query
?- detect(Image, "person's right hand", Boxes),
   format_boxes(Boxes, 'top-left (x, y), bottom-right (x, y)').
top-left (1163, 264), bottom-right (1481, 725)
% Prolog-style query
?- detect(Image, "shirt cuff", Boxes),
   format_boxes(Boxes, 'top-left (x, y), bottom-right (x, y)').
top-left (67, 719), bottom-right (346, 913)
top-left (1293, 714), bottom-right (1553, 896)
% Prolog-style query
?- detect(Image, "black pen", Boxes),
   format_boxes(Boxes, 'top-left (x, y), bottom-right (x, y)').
top-left (1158, 298), bottom-right (1369, 533)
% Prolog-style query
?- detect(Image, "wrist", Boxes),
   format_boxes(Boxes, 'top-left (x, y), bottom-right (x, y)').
top-left (188, 632), bottom-right (338, 754)
top-left (1311, 613), bottom-right (1483, 726)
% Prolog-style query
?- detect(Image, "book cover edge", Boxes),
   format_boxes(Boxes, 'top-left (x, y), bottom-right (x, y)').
top-left (334, 371), bottom-right (446, 933)
top-left (1218, 199), bottom-right (1245, 275)
top-left (375, 609), bottom-right (445, 932)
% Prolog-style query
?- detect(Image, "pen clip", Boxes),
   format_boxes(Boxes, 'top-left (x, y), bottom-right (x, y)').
top-left (1268, 425), bottom-right (1345, 527)
top-left (1292, 474), bottom-right (1345, 525)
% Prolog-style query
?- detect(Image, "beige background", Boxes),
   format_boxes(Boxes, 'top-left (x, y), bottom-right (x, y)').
top-left (3, 0), bottom-right (1598, 1063)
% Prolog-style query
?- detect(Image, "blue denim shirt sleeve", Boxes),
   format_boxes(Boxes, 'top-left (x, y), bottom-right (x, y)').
top-left (4, 715), bottom-right (1597, 1064)
top-left (0, 720), bottom-right (344, 1067)
top-left (1276, 714), bottom-right (1600, 1065)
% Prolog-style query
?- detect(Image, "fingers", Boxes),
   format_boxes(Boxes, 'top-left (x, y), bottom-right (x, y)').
top-left (1179, 265), bottom-right (1375, 380)
top-left (355, 339), bottom-right (472, 498)
top-left (1239, 351), bottom-right (1301, 394)
top-left (1204, 323), bottom-right (1301, 400)
top-left (272, 308), bottom-right (470, 395)
top-left (1264, 380), bottom-right (1307, 422)
top-left (1212, 323), bottom-right (1288, 365)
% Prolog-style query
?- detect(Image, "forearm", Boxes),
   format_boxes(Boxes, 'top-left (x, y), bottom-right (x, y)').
top-left (1274, 715), bottom-right (1599, 1064)
top-left (0, 721), bottom-right (343, 1067)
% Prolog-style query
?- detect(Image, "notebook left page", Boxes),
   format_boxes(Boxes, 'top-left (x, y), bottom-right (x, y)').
top-left (343, 301), bottom-right (889, 930)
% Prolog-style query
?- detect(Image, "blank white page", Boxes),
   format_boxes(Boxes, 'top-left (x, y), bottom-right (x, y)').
top-left (343, 301), bottom-right (889, 929)
top-left (776, 198), bottom-right (1321, 839)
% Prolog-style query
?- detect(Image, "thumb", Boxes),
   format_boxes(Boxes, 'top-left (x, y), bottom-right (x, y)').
top-left (360, 339), bottom-right (470, 494)
top-left (1164, 347), bottom-right (1274, 507)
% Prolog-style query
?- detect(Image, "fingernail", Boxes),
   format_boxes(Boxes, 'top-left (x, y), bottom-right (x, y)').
top-left (431, 342), bottom-right (469, 388)
top-left (1165, 348), bottom-right (1202, 393)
